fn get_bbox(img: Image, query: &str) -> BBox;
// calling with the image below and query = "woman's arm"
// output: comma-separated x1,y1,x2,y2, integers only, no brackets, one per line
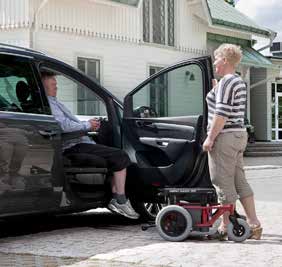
203,115,227,152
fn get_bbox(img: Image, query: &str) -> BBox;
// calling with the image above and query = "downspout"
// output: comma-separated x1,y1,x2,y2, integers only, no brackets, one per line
257,29,277,52
30,0,49,49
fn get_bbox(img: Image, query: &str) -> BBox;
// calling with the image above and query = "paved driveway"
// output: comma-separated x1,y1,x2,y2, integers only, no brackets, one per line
0,168,281,267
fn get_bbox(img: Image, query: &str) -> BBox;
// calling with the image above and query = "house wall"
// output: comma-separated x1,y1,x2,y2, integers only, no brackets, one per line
0,0,30,28
0,28,30,47
34,30,198,102
0,0,273,139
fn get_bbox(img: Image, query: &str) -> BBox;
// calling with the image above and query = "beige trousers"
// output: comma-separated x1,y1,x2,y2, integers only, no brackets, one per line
208,131,253,204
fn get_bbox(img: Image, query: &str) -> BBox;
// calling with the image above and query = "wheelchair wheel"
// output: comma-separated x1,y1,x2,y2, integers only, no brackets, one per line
227,218,251,242
156,205,192,242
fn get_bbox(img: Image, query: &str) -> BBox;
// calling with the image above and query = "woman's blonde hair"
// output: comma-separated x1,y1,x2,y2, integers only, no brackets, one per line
214,43,242,66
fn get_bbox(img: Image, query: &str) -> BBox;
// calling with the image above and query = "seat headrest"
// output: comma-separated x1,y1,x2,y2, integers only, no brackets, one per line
16,81,30,102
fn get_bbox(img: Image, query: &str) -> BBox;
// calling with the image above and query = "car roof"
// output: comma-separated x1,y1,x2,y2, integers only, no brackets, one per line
0,43,123,107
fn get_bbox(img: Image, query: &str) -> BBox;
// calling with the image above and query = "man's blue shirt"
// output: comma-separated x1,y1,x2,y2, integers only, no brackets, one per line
48,96,95,150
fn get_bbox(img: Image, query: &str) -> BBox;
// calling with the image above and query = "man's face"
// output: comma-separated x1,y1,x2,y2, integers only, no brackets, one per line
42,76,57,97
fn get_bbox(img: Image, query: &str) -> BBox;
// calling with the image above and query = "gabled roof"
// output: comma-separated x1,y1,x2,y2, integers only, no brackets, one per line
206,0,272,37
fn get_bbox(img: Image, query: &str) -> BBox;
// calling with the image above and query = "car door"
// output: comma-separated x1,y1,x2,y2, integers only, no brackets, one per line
123,56,214,189
0,53,62,215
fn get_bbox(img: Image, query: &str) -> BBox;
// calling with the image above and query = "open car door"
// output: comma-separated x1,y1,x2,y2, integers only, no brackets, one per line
123,56,214,198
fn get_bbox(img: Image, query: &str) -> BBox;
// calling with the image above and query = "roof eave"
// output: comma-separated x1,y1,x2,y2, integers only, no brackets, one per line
212,19,271,38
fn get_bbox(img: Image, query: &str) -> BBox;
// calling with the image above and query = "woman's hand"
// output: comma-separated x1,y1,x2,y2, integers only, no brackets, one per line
212,79,218,88
203,136,214,152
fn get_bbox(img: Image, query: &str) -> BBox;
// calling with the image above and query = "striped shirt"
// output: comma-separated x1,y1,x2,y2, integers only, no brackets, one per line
206,74,247,133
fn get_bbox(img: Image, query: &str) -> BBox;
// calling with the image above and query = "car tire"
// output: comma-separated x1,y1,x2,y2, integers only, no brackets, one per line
130,200,165,221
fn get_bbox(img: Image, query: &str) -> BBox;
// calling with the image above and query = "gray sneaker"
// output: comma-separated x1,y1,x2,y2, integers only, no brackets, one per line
11,176,26,190
0,179,12,194
108,199,140,219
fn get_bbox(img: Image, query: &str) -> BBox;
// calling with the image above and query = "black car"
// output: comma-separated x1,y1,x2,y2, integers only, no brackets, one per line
0,43,214,221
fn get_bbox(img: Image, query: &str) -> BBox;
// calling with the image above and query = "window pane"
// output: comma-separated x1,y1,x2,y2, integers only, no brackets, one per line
279,96,282,129
152,0,165,45
167,0,175,46
77,57,101,115
272,83,276,128
49,72,107,117
133,64,203,118
0,55,43,114
77,58,86,73
143,0,150,42
277,83,282,93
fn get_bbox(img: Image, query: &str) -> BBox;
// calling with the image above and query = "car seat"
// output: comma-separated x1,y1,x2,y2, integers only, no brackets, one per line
16,81,34,113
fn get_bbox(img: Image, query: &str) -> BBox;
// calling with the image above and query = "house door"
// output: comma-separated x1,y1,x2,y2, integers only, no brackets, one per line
276,94,282,140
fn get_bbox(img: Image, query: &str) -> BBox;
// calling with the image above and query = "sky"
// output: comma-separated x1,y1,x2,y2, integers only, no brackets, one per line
235,0,282,54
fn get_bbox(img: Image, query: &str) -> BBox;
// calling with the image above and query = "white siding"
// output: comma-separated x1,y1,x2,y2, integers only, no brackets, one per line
0,28,30,47
34,30,199,101
37,0,141,43
0,0,30,28
177,0,207,52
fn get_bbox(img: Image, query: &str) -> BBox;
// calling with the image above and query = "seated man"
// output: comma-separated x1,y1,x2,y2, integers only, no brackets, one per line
41,71,139,219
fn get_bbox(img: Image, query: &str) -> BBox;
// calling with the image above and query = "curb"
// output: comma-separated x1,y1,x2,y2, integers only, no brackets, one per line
244,165,282,170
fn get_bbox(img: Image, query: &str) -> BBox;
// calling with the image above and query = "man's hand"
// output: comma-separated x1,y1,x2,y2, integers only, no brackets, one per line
88,118,101,131
203,136,214,152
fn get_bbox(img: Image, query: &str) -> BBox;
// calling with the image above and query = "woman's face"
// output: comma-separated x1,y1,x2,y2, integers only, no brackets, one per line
213,54,226,76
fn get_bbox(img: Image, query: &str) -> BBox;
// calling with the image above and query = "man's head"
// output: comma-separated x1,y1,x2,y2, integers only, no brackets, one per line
41,71,57,97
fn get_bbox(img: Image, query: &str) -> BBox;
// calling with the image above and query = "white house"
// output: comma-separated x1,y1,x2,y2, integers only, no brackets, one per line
0,0,279,141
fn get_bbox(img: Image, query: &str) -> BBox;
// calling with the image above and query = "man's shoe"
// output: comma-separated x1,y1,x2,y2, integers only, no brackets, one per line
0,179,12,194
11,176,26,190
60,191,71,207
108,199,140,219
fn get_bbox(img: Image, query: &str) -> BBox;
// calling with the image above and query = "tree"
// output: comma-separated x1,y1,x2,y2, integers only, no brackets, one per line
224,0,235,6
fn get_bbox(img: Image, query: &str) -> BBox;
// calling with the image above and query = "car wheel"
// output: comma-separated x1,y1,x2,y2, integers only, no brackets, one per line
131,200,165,221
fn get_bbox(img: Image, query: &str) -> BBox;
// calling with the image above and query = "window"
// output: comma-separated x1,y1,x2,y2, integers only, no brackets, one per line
77,57,101,115
41,68,107,118
0,55,43,114
133,64,203,118
149,66,167,116
143,0,175,46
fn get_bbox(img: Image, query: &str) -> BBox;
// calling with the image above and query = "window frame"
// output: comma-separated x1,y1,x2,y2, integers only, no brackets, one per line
143,0,175,47
37,61,110,119
77,57,102,116
0,53,46,115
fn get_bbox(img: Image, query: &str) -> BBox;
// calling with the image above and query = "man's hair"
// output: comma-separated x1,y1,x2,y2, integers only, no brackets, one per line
41,70,56,79
214,43,242,67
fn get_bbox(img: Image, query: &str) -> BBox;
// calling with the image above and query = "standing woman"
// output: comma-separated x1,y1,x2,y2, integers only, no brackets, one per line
203,44,262,239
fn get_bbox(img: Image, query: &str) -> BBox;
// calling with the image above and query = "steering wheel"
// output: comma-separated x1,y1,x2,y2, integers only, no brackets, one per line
133,106,158,118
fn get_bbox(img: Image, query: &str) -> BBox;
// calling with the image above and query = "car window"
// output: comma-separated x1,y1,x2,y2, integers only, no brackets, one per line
0,54,44,114
40,68,107,120
132,64,203,118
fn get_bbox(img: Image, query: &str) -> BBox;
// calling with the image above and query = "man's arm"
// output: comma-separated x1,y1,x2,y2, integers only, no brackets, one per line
50,101,91,133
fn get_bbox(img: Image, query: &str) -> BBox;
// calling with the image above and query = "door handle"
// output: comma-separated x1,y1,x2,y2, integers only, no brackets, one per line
38,130,58,138
135,120,157,129
156,140,169,147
